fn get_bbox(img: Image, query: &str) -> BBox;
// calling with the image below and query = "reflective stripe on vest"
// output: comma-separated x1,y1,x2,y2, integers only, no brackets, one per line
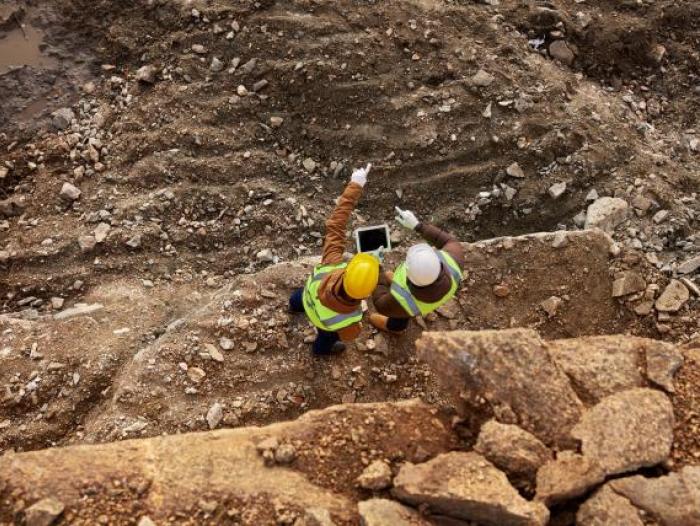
390,250,462,317
302,263,363,331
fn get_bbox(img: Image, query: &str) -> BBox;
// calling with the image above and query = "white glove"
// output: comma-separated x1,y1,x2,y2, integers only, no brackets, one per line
395,207,419,230
350,163,372,187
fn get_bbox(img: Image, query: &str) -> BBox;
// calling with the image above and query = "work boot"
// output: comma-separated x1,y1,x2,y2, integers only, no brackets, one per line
330,341,346,354
369,313,405,335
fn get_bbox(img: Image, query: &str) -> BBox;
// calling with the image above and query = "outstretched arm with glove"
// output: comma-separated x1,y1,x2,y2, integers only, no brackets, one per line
322,164,371,265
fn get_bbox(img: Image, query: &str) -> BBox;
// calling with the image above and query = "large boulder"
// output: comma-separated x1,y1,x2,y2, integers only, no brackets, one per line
417,329,583,448
358,499,430,526
609,466,700,526
392,452,549,526
571,388,674,476
576,485,644,526
474,420,551,479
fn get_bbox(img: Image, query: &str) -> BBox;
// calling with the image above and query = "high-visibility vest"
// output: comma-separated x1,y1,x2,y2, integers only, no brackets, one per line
303,263,363,332
390,250,462,317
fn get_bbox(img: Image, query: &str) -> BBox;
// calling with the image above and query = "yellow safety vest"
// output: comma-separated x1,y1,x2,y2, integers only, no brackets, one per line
303,263,363,332
390,250,462,317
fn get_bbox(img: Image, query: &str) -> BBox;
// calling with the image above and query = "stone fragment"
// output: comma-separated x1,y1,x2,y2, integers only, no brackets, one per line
206,402,223,429
539,296,562,317
52,108,75,130
126,234,142,249
655,279,689,312
303,158,317,172
275,444,297,464
571,388,674,476
357,460,393,490
474,420,551,478
187,367,206,383
612,271,646,297
210,57,224,72
302,507,336,526
609,466,700,526
53,303,104,321
135,65,157,83
469,69,495,87
576,485,644,526
358,499,430,526
548,182,566,199
78,235,97,252
417,330,583,448
94,222,111,243
506,162,525,178
393,452,549,526
548,336,644,403
535,451,605,505
60,182,81,201
677,255,700,275
645,344,684,393
585,197,629,232
548,40,575,65
24,497,65,526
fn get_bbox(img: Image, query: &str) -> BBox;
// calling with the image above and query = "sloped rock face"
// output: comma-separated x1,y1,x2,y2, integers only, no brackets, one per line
416,329,584,448
392,452,549,526
0,400,456,524
571,388,674,476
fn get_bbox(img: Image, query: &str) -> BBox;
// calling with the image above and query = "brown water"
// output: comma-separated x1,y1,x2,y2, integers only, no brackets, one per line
0,19,57,75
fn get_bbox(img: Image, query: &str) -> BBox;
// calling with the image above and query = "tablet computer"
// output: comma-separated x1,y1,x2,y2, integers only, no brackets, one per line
354,224,391,254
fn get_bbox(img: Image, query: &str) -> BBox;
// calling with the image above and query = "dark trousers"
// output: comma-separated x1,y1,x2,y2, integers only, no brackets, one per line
387,317,410,332
289,288,341,355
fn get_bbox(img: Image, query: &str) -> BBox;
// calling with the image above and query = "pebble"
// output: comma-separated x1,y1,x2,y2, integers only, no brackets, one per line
206,402,224,429
549,182,566,199
506,162,525,179
52,108,75,130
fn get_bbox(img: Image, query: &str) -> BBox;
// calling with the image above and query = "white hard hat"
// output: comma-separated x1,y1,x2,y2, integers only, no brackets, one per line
406,243,441,287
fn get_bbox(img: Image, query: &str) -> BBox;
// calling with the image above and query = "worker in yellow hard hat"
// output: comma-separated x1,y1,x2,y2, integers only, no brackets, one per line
289,164,379,354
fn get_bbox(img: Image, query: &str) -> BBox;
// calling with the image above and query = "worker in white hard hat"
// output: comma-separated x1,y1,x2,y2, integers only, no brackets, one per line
369,207,465,333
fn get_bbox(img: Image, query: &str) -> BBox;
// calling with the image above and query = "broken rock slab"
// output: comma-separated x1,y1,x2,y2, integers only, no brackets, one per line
535,451,605,505
417,329,583,449
609,466,700,526
358,499,430,526
24,497,65,526
576,485,644,526
392,452,549,526
474,420,551,479
571,388,674,476
655,279,690,312
548,335,651,404
585,197,629,232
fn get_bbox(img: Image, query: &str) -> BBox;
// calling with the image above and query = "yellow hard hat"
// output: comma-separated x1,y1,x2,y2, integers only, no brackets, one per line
343,253,380,299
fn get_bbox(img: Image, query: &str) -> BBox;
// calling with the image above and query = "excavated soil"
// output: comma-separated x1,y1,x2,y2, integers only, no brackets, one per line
0,0,699,522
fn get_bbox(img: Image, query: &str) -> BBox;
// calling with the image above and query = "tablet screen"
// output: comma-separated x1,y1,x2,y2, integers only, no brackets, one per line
358,227,389,252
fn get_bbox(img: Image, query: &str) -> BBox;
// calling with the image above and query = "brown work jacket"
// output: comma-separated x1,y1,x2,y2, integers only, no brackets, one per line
372,223,465,319
316,182,364,341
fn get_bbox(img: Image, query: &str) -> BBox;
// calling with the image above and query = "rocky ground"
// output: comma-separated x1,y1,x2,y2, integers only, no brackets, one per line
1,0,699,524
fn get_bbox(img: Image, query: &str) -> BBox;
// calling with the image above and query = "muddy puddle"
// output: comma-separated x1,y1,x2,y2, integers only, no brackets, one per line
0,6,57,75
